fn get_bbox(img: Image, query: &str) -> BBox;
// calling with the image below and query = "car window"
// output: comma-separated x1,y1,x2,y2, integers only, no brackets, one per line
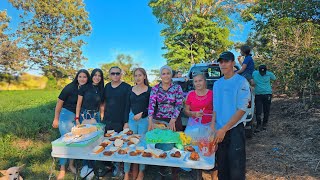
189,65,221,79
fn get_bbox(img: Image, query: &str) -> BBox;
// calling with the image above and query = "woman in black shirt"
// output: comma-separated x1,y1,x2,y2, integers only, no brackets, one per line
76,68,104,124
51,69,90,180
123,68,151,180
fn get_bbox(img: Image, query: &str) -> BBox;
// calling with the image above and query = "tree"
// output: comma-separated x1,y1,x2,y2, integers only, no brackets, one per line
9,0,91,79
242,0,320,103
149,0,250,70
0,10,29,88
100,54,139,84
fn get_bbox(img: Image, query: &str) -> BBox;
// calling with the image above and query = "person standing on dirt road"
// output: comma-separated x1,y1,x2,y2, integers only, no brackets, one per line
211,51,251,180
253,65,276,132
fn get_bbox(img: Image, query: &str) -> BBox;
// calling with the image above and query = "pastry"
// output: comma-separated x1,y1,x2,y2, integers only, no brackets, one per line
109,137,117,141
136,146,145,153
142,152,152,157
118,149,127,155
129,151,138,156
155,122,167,128
170,151,181,158
159,153,167,159
127,141,134,146
185,146,195,152
92,145,104,154
100,142,109,148
126,130,133,135
103,151,114,156
190,152,200,161
105,130,115,137
114,139,124,147
129,137,139,144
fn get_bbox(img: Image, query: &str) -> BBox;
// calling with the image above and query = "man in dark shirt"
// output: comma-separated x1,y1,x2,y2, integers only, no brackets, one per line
102,66,131,133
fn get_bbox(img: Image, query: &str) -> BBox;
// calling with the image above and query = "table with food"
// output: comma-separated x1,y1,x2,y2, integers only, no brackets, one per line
51,123,216,174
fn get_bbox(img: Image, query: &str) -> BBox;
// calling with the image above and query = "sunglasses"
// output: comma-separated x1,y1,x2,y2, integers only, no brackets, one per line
110,72,121,76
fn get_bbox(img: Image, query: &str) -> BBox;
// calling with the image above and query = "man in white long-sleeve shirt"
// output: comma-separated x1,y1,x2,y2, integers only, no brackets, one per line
211,51,251,180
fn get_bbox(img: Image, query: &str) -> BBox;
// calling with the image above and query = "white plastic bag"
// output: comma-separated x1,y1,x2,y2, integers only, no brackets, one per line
184,117,213,144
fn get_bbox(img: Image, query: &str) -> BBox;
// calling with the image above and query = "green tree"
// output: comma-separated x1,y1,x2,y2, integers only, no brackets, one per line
0,10,29,88
100,54,139,84
9,0,91,79
149,0,247,70
242,0,320,103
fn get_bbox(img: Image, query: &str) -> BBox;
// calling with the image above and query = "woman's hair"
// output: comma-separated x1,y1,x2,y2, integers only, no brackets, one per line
160,65,172,75
109,66,122,73
72,69,90,86
133,68,149,86
240,45,252,56
91,68,105,94
192,72,207,88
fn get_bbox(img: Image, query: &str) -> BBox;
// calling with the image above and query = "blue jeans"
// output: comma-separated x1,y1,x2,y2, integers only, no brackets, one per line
58,108,76,166
124,112,148,173
80,109,101,124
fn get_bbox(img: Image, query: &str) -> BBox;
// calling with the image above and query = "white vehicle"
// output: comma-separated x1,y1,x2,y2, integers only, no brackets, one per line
173,62,255,138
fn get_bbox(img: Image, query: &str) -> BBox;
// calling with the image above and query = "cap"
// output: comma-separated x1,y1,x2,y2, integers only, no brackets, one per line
259,65,267,75
217,51,235,62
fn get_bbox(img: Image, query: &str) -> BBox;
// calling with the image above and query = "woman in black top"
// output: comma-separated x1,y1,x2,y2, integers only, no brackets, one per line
123,68,151,180
51,69,90,180
102,66,131,133
76,68,104,125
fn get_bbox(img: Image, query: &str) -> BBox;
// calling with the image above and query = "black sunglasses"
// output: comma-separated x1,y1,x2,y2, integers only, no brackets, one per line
110,72,121,76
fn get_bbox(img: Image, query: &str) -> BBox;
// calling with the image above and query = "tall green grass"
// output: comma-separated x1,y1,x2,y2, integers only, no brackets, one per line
0,90,75,179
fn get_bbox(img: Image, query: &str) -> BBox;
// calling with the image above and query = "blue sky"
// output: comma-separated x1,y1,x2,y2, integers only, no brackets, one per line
0,0,252,77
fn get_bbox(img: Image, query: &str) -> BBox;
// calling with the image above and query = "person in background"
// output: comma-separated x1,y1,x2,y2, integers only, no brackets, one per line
212,51,251,180
52,69,90,180
236,45,255,85
76,68,104,179
177,70,183,78
252,65,276,132
123,68,151,180
102,66,131,177
148,65,183,180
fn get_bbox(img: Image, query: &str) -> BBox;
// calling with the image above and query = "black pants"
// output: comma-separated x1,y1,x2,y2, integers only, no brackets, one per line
216,123,246,180
255,94,272,127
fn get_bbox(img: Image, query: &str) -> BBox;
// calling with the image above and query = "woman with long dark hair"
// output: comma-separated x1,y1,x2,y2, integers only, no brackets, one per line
124,68,151,180
52,69,90,180
75,68,105,179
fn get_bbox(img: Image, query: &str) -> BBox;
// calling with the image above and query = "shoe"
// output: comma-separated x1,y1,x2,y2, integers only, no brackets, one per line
80,165,88,178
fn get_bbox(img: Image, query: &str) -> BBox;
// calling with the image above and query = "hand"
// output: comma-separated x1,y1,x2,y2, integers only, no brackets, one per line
52,118,59,128
213,128,227,145
123,123,129,130
194,111,204,118
169,119,176,131
133,112,143,121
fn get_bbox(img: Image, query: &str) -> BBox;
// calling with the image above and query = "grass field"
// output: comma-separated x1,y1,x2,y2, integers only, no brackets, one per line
0,90,76,179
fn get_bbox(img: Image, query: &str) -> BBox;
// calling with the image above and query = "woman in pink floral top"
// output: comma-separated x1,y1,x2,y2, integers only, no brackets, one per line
147,65,183,179
148,65,184,131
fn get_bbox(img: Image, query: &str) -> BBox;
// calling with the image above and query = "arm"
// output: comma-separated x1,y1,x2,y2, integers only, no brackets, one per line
269,71,276,80
236,64,247,74
52,99,64,128
123,88,131,129
75,95,83,124
147,86,158,130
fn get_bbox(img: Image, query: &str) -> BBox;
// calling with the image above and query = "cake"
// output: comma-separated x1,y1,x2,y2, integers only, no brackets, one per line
136,146,145,153
103,151,114,156
159,153,167,159
114,139,124,147
185,146,195,152
71,124,97,136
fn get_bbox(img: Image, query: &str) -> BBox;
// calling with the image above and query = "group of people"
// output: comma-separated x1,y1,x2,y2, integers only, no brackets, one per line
52,47,276,180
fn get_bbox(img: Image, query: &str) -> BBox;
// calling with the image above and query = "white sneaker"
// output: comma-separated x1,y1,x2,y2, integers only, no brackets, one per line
80,165,88,178
86,169,94,180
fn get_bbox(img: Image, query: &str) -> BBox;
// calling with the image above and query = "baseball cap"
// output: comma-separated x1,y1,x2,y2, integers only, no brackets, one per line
259,65,267,75
217,51,235,62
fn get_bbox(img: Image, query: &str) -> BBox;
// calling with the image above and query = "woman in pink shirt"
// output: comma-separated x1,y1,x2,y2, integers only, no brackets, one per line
184,73,214,124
